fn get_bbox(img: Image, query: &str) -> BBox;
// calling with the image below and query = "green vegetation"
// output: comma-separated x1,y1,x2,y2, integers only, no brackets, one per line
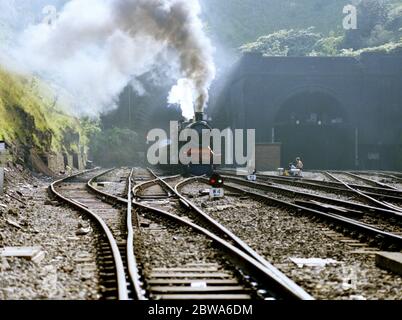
202,0,351,48
340,0,402,53
0,67,87,153
2,0,402,166
0,65,138,167
340,40,402,56
205,0,402,57
0,66,148,166
311,35,344,56
88,127,145,167
240,28,322,57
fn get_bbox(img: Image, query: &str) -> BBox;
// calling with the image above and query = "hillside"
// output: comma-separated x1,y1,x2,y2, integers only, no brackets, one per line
201,0,351,48
0,66,86,154
201,0,402,51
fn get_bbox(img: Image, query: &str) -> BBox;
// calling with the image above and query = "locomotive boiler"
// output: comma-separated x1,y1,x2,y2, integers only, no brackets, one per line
156,112,216,176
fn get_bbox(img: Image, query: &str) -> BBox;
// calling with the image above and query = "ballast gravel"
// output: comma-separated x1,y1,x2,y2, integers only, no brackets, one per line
0,163,100,300
180,180,402,300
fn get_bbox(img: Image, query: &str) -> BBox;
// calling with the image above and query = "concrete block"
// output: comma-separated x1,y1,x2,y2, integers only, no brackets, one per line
0,247,45,264
375,252,402,276
255,143,281,171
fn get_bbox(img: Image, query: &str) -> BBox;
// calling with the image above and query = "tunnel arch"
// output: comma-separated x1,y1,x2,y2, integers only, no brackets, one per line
273,88,355,170
272,85,350,121
275,91,348,126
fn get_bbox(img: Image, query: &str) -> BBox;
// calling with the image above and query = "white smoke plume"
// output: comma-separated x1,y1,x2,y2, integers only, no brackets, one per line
3,0,215,119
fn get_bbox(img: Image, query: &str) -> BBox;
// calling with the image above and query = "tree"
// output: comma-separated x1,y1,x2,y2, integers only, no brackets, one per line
311,36,344,56
385,3,402,39
200,0,349,48
240,28,322,57
342,0,390,49
89,127,146,167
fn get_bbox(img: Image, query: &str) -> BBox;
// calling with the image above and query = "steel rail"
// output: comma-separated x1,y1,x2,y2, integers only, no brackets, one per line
132,177,172,201
324,172,402,213
125,169,147,300
230,171,402,204
349,171,402,183
146,169,282,272
338,171,399,190
219,174,402,221
87,168,150,300
132,170,313,300
210,177,402,248
376,173,402,183
50,169,129,300
132,186,314,300
219,169,402,198
316,175,401,197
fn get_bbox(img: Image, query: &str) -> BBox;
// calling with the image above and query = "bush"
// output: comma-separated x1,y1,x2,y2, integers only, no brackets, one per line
89,127,146,167
0,66,84,153
311,36,344,56
340,38,402,56
342,0,400,50
240,28,322,57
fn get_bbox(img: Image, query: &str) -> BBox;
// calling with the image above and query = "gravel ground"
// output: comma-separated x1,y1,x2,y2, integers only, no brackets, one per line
330,173,371,186
133,180,254,297
64,170,127,243
133,208,249,299
135,212,223,272
180,180,402,300
132,168,155,181
0,163,100,300
95,167,131,197
163,176,186,189
268,182,362,204
138,183,168,197
303,172,333,181
358,173,402,190
255,182,402,233
259,171,330,181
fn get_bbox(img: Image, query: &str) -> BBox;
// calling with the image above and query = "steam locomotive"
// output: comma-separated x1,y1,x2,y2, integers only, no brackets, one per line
157,112,216,176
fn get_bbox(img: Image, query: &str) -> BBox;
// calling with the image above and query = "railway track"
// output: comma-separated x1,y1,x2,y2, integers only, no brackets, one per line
132,169,313,300
218,170,402,220
50,169,132,300
323,172,402,213
87,168,145,300
326,171,399,190
373,172,402,183
214,173,402,249
175,177,402,299
51,167,157,300
350,171,402,181
355,172,402,187
48,167,402,300
238,170,402,203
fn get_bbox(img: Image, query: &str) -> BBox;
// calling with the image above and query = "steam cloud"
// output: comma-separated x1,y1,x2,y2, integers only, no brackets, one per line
6,0,216,119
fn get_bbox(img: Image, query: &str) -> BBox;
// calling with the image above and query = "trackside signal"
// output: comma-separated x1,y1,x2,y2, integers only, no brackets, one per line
209,173,224,188
209,173,224,199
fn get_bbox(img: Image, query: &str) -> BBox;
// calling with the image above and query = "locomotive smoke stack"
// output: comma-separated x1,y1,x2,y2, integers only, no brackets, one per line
195,112,204,122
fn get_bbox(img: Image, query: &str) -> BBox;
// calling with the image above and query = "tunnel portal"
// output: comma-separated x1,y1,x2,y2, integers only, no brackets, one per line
275,91,354,169
212,53,402,171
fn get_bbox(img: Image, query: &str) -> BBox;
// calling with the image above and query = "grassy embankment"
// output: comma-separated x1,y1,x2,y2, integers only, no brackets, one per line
0,66,85,154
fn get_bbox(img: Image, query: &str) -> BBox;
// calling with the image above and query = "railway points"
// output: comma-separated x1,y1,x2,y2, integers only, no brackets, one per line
2,165,402,302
